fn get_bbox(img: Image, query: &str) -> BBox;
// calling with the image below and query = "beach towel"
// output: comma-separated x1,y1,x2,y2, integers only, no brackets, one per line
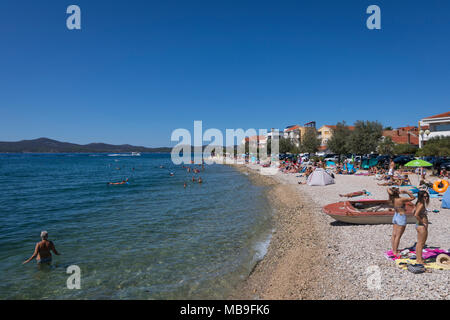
390,185,413,188
430,194,441,198
396,258,450,271
326,161,336,167
385,246,449,261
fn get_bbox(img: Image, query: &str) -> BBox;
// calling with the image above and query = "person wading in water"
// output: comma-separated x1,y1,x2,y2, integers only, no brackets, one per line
23,231,60,265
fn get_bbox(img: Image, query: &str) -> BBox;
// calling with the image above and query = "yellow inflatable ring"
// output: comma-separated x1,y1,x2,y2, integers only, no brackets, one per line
433,180,449,193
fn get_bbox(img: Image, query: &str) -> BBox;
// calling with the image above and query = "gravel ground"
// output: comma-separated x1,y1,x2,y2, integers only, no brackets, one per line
233,163,450,300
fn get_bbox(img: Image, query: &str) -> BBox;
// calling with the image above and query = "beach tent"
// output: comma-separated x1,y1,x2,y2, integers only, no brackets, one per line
307,168,335,186
442,189,450,209
361,158,378,169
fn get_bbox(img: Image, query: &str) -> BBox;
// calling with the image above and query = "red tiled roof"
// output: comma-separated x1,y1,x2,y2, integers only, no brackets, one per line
244,135,267,142
382,130,419,145
423,111,450,119
284,125,300,132
322,125,355,130
397,126,417,132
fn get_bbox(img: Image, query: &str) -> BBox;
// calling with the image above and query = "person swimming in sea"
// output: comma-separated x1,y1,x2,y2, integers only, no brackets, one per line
108,178,129,185
183,182,187,188
198,177,203,184
192,176,196,182
23,231,60,265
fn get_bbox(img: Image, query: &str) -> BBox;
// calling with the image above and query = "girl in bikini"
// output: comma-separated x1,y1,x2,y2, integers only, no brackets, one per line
388,188,415,258
414,191,430,264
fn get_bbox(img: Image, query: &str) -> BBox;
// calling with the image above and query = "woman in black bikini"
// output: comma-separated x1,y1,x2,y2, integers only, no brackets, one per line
414,191,430,264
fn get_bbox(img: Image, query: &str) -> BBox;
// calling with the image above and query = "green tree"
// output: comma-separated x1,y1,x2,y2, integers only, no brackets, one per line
301,127,321,154
346,120,383,155
279,137,295,154
393,144,418,155
327,121,351,157
377,136,395,155
416,136,450,156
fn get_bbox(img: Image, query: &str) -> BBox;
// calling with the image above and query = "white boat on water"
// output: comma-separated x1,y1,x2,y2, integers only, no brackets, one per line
131,152,141,156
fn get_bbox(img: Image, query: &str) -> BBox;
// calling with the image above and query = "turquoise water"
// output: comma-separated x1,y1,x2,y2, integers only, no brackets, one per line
0,153,273,299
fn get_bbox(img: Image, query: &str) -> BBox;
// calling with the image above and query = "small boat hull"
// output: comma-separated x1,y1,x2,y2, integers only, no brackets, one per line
323,200,416,225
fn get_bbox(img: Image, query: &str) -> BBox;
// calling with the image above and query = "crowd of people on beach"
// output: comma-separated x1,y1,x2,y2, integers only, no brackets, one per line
256,155,446,270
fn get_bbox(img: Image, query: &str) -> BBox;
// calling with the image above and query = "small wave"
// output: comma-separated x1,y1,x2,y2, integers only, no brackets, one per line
252,229,274,262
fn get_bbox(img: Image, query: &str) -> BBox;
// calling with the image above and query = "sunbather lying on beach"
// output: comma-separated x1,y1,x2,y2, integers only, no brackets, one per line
339,190,370,198
304,167,313,178
378,181,395,186
419,179,433,188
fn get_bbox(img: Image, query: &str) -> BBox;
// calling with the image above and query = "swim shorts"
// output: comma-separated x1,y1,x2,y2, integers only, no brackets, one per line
392,212,407,226
37,257,52,264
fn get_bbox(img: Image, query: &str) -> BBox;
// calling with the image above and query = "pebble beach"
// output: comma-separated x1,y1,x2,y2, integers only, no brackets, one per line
230,163,450,300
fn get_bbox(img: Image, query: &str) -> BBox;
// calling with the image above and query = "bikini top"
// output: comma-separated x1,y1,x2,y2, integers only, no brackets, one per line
394,201,406,211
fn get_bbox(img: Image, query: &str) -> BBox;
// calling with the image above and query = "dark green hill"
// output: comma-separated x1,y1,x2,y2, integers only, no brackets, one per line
0,138,171,153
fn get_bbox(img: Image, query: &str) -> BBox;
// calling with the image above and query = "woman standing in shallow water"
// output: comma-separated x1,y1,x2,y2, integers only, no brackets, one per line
388,188,415,258
23,231,60,265
414,191,430,264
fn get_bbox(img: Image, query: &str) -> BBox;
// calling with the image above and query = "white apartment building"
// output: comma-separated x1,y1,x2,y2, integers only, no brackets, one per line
418,111,450,148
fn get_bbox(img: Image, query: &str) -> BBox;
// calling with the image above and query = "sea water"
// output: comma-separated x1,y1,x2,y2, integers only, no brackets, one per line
0,153,273,299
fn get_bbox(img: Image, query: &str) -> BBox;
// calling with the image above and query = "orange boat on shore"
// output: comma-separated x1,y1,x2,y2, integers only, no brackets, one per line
323,200,416,225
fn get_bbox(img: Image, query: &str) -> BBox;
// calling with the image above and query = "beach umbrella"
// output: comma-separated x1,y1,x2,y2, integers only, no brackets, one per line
404,159,433,168
404,159,433,186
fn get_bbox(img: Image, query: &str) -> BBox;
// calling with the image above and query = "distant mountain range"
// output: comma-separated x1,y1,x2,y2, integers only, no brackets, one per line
0,138,172,153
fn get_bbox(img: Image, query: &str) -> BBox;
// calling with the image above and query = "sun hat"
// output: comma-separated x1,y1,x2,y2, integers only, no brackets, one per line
435,254,450,269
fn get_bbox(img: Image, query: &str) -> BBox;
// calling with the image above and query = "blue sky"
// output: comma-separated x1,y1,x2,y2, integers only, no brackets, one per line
0,0,449,147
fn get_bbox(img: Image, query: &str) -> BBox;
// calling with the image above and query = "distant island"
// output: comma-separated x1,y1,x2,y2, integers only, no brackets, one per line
0,138,172,153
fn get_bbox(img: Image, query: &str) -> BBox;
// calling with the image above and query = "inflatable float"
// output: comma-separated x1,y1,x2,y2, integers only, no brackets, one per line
433,180,449,193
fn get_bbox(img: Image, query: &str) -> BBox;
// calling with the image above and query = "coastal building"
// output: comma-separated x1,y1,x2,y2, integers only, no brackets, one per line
242,135,267,148
267,128,283,140
317,125,355,152
382,126,419,146
418,111,450,148
283,122,316,147
283,125,302,147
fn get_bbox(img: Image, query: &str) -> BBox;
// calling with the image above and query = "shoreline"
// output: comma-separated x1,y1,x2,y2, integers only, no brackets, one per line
227,164,339,299
227,163,450,300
